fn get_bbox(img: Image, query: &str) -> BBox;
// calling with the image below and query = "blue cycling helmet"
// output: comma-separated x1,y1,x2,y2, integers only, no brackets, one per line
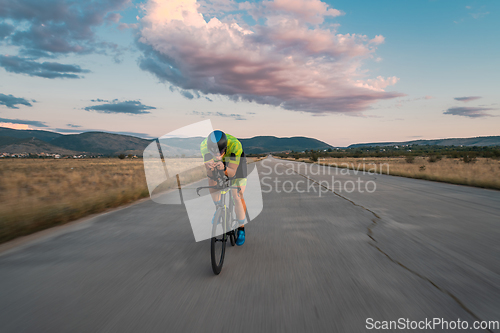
207,130,227,155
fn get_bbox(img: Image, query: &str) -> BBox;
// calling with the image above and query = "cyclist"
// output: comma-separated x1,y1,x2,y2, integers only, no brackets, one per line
200,130,247,246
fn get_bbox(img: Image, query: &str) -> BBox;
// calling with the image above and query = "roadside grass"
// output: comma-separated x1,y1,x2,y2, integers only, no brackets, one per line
0,157,259,244
0,159,151,244
282,156,500,190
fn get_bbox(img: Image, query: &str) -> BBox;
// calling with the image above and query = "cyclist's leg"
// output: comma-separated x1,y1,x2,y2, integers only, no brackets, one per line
206,166,222,203
208,177,221,203
231,179,247,226
231,152,248,226
232,179,247,246
207,171,221,224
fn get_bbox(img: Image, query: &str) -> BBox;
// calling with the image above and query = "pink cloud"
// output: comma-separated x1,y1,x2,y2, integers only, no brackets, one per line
369,35,385,45
265,0,343,24
0,123,33,130
138,0,404,114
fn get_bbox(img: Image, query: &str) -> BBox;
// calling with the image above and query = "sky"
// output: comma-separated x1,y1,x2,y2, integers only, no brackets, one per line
0,0,498,146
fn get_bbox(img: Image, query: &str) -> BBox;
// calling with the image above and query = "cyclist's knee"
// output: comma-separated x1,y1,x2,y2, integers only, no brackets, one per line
232,191,242,202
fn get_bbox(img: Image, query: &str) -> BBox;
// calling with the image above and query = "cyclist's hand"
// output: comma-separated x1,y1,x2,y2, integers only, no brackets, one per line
205,160,215,170
214,161,225,170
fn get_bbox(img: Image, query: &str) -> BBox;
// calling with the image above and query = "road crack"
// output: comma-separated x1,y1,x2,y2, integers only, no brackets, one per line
288,165,493,332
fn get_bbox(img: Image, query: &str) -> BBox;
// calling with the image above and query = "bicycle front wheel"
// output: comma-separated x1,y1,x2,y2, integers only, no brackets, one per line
211,208,226,275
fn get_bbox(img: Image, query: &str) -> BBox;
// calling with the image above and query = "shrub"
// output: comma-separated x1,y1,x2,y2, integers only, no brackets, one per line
310,154,318,162
405,156,415,164
419,165,426,171
463,155,477,164
428,155,442,163
118,154,126,160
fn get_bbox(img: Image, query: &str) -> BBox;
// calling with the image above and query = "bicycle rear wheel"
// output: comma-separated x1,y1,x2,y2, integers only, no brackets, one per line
211,208,226,275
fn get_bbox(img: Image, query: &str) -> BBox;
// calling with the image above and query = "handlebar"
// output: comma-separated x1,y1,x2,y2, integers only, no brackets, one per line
196,169,240,196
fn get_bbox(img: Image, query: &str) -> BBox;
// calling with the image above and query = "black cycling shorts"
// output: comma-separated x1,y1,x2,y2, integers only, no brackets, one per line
224,151,247,179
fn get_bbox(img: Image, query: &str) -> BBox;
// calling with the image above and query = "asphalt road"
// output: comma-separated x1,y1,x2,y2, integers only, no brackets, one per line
1,157,499,332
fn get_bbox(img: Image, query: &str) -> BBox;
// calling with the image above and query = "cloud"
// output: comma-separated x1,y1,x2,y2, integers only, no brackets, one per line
189,110,246,120
137,0,404,114
0,55,89,78
105,13,122,24
66,123,81,128
0,117,48,127
50,128,84,134
395,96,434,104
118,23,139,31
0,93,33,108
0,0,132,57
264,0,344,25
0,23,15,39
180,90,195,99
454,96,481,103
84,100,156,114
443,107,495,118
471,12,489,19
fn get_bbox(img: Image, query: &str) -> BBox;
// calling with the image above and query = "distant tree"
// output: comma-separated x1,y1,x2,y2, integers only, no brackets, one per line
118,154,126,160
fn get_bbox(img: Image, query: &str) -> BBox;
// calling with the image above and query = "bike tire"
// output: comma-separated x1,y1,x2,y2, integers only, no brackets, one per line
211,209,226,275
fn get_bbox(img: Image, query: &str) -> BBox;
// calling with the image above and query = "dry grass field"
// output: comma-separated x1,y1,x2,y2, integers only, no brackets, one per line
0,157,258,244
284,156,500,190
0,158,150,243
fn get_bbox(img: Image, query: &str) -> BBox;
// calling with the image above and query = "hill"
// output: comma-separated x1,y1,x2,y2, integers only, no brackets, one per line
155,136,332,156
349,136,500,148
50,132,152,155
239,136,332,154
0,135,27,147
0,127,63,142
0,127,334,155
0,137,81,155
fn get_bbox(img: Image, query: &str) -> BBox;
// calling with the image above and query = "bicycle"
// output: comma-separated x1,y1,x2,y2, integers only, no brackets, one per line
196,169,241,275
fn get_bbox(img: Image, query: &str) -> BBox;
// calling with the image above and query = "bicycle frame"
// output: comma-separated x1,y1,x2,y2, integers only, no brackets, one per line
196,169,241,237
197,169,241,274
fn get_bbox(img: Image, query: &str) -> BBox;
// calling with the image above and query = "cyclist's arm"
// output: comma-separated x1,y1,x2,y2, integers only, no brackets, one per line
226,162,238,178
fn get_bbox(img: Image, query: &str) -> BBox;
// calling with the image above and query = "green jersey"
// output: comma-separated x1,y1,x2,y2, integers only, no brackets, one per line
200,133,243,165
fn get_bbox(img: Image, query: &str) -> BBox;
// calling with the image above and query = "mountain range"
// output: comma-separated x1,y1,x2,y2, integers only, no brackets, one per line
348,136,500,148
0,127,332,156
2,127,497,156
